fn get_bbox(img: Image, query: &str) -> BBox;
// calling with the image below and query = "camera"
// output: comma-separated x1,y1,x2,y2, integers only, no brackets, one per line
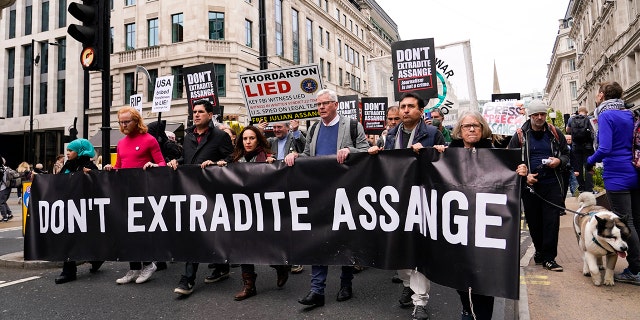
541,159,552,165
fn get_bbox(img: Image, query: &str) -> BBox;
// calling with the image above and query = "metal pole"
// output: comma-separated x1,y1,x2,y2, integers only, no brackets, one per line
100,7,111,165
258,0,267,70
29,38,35,165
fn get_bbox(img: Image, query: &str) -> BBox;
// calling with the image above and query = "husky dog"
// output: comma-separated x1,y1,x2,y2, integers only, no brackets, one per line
573,192,631,286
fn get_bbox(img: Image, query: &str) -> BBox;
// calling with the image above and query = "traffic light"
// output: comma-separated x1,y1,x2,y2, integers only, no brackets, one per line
67,0,104,70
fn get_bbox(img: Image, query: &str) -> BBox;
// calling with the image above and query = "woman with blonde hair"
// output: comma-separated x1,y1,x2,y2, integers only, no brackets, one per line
16,161,32,203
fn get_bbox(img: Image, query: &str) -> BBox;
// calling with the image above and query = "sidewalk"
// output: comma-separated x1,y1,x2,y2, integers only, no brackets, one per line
522,194,640,320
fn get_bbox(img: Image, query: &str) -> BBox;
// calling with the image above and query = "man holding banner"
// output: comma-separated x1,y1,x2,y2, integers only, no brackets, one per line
285,88,369,307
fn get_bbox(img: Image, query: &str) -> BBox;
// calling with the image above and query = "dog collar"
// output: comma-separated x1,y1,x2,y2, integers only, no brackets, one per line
588,213,616,254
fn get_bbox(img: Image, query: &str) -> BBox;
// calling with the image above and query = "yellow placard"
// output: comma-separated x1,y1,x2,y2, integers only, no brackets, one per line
22,182,31,236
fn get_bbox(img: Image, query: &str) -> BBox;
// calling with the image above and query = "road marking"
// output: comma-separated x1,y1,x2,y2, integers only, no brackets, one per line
0,227,22,233
0,276,40,288
520,275,550,285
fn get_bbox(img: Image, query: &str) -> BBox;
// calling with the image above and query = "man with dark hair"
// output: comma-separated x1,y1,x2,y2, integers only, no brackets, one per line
427,107,452,143
168,99,234,295
285,88,369,308
368,92,444,320
566,105,594,193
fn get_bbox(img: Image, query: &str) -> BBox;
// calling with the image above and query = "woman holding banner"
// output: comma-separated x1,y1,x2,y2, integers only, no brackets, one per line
216,126,292,300
436,110,528,320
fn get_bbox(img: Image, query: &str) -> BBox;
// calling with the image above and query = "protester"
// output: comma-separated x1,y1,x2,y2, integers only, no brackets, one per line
0,157,15,222
103,106,166,284
16,161,31,203
147,120,183,164
53,154,65,174
214,126,292,300
587,81,640,285
386,105,401,130
285,88,369,308
567,106,595,193
564,135,579,197
508,100,569,272
436,110,528,320
427,107,452,144
34,163,47,174
168,99,233,296
54,139,104,284
368,92,444,320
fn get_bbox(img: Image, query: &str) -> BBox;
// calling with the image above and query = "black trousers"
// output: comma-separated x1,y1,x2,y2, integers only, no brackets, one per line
572,146,594,192
522,182,563,262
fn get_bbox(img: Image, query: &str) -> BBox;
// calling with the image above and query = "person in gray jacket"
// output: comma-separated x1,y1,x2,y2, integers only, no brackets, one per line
284,88,369,308
267,120,306,160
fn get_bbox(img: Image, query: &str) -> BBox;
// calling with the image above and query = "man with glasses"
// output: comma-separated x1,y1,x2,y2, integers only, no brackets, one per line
508,100,569,272
285,88,369,308
104,106,166,284
368,92,444,320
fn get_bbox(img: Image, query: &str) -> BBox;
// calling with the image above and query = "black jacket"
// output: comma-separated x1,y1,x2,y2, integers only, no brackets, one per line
59,156,99,174
181,121,233,165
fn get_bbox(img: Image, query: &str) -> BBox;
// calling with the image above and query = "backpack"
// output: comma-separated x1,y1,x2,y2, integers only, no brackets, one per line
632,110,640,169
1,166,21,189
308,118,359,147
570,115,593,143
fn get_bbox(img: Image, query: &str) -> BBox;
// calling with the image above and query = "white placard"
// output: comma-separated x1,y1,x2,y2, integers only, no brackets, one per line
152,75,174,113
129,94,143,113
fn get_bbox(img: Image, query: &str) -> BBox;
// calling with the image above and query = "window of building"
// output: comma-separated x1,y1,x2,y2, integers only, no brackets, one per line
319,26,324,47
9,8,16,38
23,84,31,116
58,0,66,28
245,0,251,3
148,18,159,47
125,23,136,51
25,5,32,35
306,19,313,63
41,0,49,32
56,79,65,112
326,31,330,50
337,39,341,56
56,38,66,71
124,72,134,105
327,61,331,82
339,67,343,86
39,82,48,114
147,69,158,102
24,44,33,77
567,38,575,50
125,0,135,6
343,14,346,27
324,0,328,11
320,58,324,77
209,12,225,40
215,64,226,97
110,27,114,53
275,0,283,56
6,87,14,118
245,19,253,47
172,13,184,43
7,48,15,80
568,58,576,71
335,8,340,21
171,66,183,99
292,9,299,64
570,81,578,100
40,42,49,74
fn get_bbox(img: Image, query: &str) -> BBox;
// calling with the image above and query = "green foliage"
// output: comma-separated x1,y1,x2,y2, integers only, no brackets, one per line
545,109,565,133
592,166,604,191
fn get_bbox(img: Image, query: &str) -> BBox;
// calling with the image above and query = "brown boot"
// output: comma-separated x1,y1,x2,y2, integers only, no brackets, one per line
274,265,291,287
234,272,257,301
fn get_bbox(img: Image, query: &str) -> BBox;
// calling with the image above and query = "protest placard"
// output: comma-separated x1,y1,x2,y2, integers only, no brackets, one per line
391,38,438,102
337,95,359,121
361,97,388,135
151,75,174,113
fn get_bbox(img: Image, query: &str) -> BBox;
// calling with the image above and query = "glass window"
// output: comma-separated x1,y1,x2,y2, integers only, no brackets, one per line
125,0,135,6
327,61,331,82
39,82,48,114
172,13,184,43
570,81,578,99
23,84,30,116
25,5,32,35
24,44,33,77
57,38,66,71
56,79,65,112
335,8,340,21
7,48,15,80
319,26,324,46
58,0,66,28
124,72,134,105
245,19,252,47
171,66,184,99
215,64,226,97
125,23,136,51
40,42,49,74
110,27,114,53
208,12,225,40
9,9,16,39
568,59,576,71
339,67,343,86
41,1,49,32
337,39,341,57
147,69,158,102
275,0,283,56
148,18,159,47
6,87,14,118
306,19,313,63
292,9,299,64
326,31,330,50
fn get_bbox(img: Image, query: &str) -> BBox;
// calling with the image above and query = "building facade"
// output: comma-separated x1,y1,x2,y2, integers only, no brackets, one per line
1,0,399,167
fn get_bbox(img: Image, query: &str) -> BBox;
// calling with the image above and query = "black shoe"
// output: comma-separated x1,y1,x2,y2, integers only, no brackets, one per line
6,214,13,220
398,286,414,307
89,261,104,273
155,262,167,271
298,291,325,307
336,286,353,302
533,252,543,265
174,276,194,295
391,274,403,283
412,305,429,320
274,265,291,287
543,260,563,272
55,273,77,284
204,268,230,283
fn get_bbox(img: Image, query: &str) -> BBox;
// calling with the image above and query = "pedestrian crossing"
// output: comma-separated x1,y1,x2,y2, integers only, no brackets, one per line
0,276,40,288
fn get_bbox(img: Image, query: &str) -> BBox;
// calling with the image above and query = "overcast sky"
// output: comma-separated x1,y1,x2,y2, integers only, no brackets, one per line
375,0,570,100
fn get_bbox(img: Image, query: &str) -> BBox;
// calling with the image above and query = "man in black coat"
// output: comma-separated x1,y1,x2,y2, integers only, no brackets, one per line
168,99,233,296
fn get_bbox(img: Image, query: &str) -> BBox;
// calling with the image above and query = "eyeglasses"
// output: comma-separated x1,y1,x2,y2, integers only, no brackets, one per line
118,120,133,126
315,101,335,107
461,123,481,131
387,117,401,121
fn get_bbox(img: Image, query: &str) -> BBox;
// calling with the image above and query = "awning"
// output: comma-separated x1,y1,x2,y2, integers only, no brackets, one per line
89,122,184,148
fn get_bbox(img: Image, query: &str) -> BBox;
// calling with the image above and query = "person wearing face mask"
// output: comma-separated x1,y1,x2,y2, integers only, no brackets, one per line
427,108,452,144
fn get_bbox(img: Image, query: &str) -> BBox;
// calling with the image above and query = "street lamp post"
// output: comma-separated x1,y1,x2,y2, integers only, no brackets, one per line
28,39,35,166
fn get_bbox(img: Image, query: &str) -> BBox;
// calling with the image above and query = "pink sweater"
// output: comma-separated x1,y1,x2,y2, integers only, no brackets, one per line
114,132,166,169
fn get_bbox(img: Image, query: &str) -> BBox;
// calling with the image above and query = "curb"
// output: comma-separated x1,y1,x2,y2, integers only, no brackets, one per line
0,251,60,269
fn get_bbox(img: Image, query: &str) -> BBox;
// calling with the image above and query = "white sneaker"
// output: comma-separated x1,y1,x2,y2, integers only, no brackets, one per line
135,263,157,284
116,270,140,284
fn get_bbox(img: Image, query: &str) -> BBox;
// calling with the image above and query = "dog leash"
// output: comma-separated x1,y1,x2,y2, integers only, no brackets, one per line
525,185,589,216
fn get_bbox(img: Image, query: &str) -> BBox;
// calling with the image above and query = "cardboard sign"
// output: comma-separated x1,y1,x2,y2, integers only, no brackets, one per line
482,101,526,135
240,64,323,123
129,94,143,113
183,63,221,120
337,95,359,121
361,97,388,135
151,75,174,113
391,38,438,102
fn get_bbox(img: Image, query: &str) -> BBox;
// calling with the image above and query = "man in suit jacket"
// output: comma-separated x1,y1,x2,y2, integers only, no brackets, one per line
285,89,369,308
267,120,306,160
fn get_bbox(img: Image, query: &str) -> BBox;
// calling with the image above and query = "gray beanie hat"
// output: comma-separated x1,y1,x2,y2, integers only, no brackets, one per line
527,99,548,116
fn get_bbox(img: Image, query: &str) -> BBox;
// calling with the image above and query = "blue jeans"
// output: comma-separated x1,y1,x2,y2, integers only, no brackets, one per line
608,189,640,274
310,265,354,295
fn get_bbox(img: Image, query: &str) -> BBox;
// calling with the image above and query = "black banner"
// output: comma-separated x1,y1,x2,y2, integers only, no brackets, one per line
26,148,522,299
361,97,388,135
392,38,438,101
